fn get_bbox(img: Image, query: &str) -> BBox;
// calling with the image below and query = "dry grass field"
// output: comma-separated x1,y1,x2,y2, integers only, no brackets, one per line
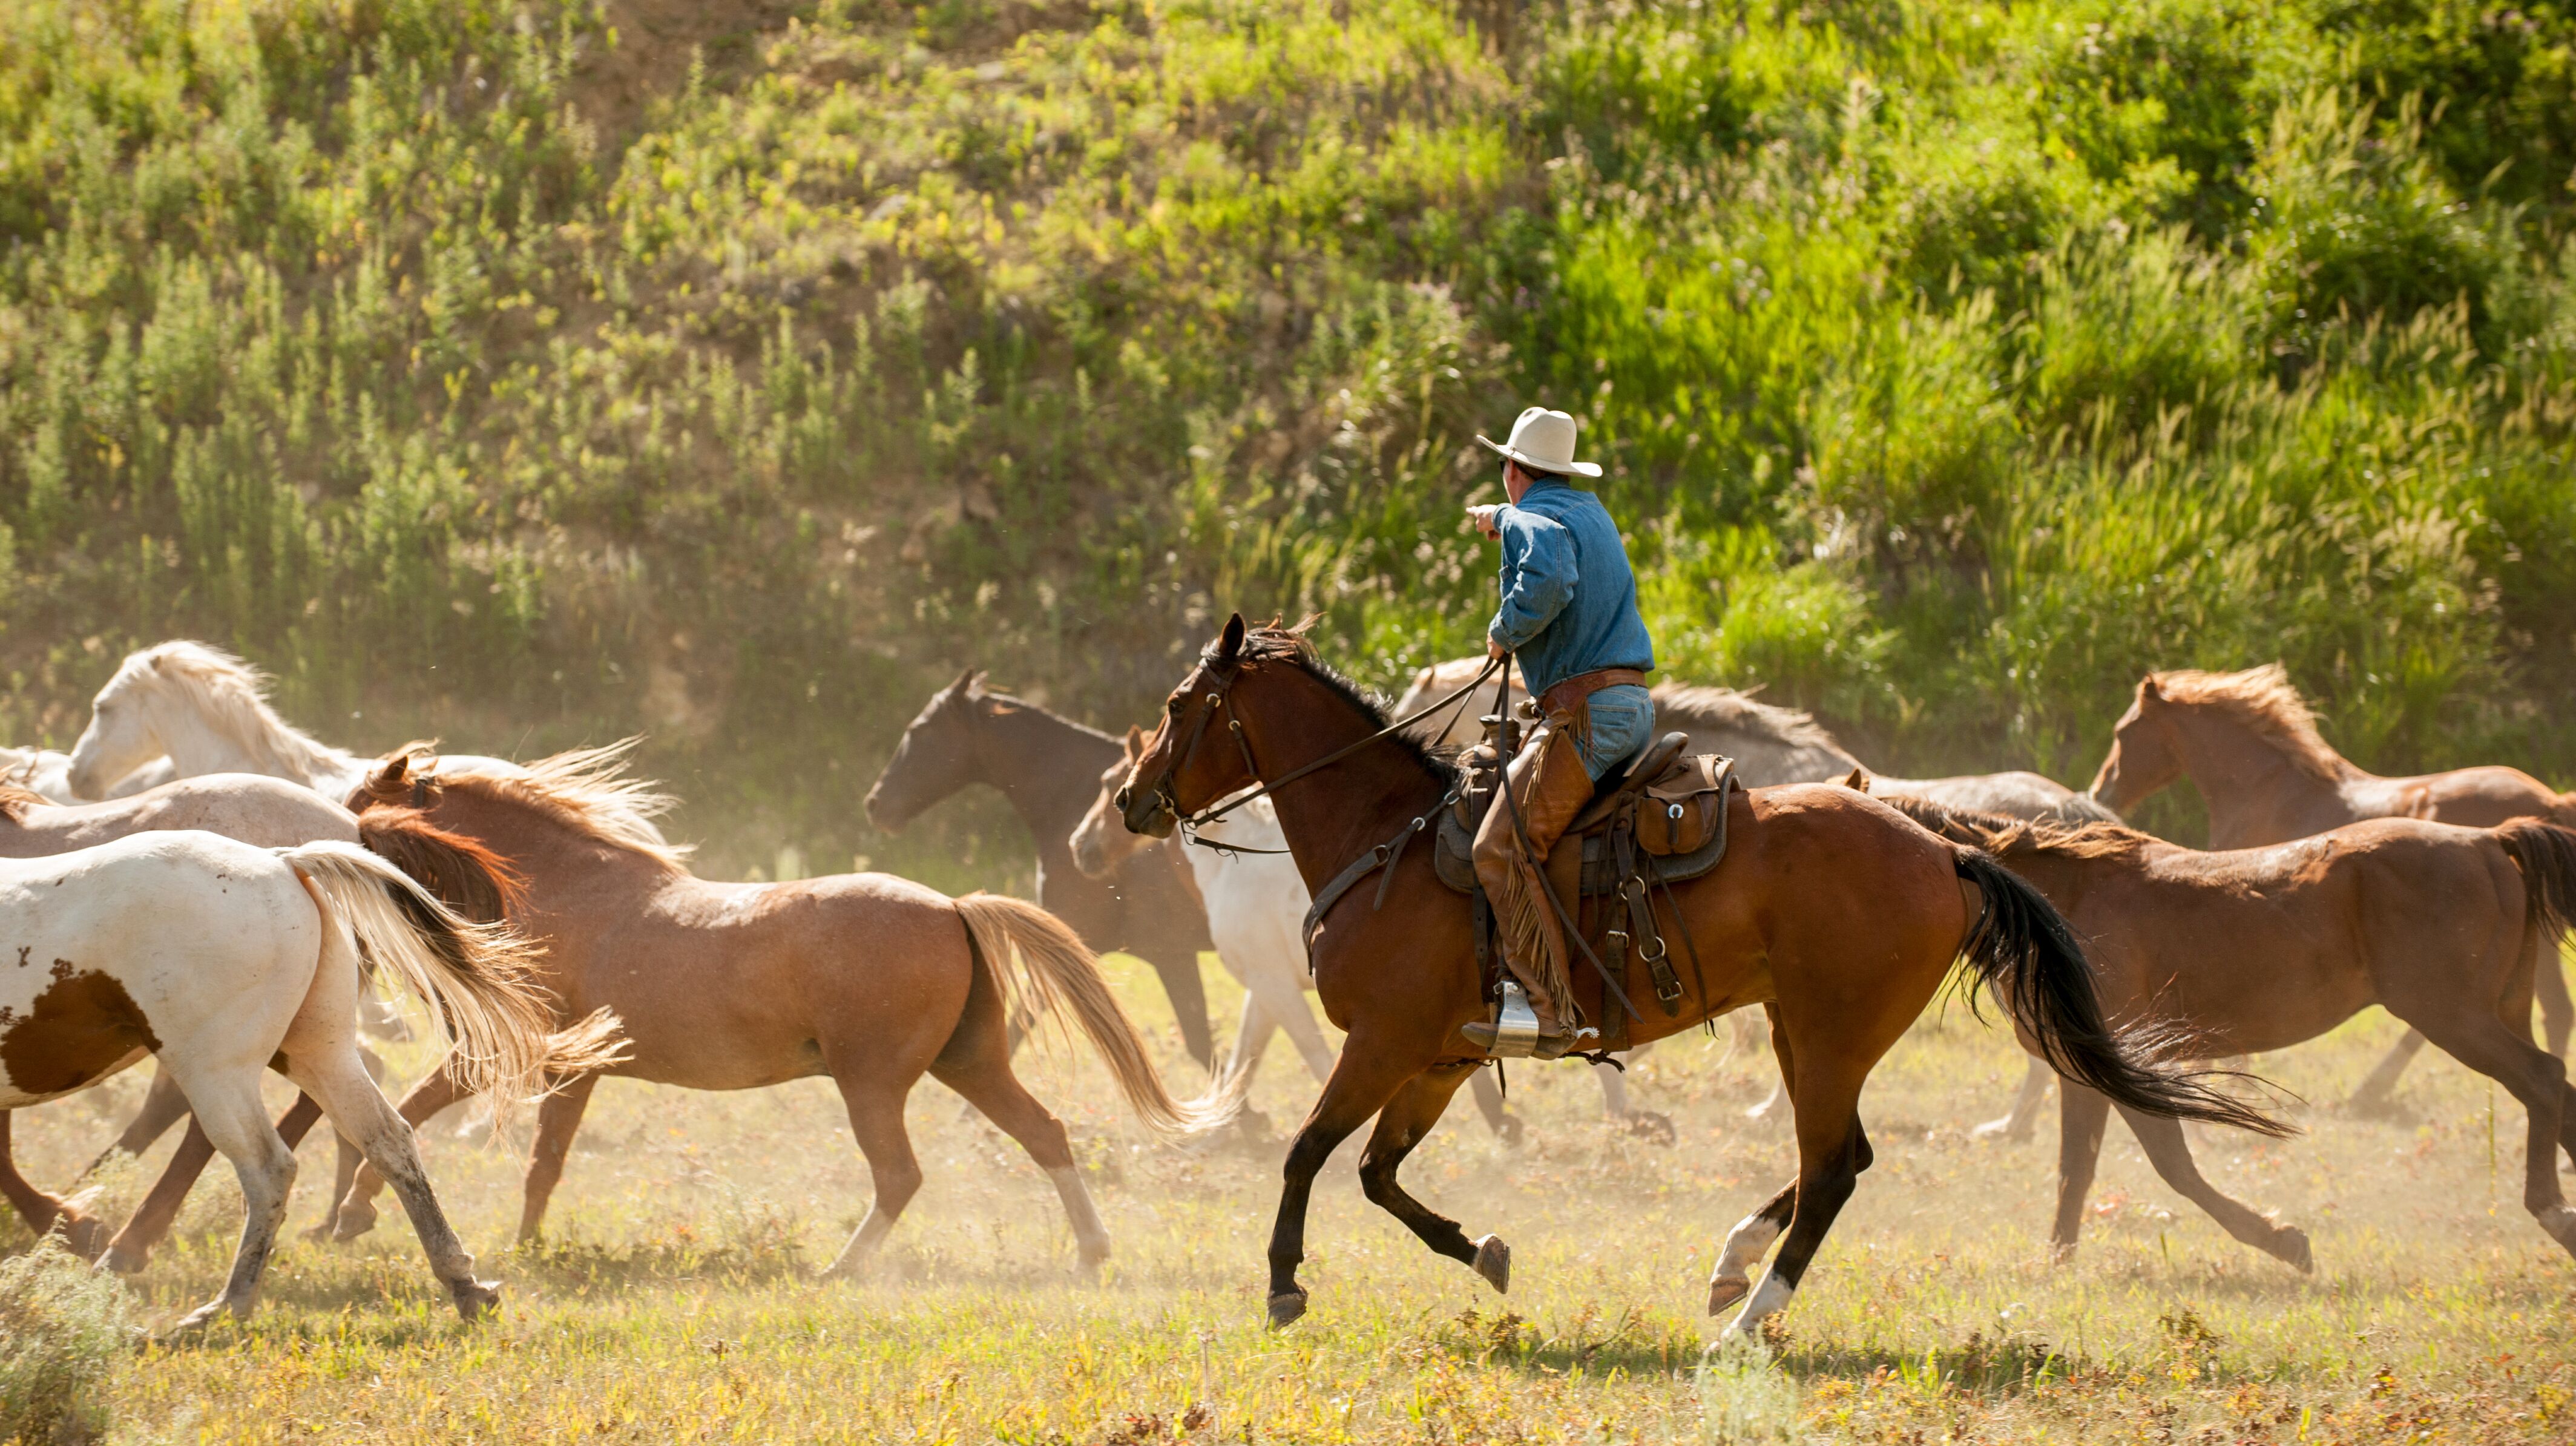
7,955,2573,1444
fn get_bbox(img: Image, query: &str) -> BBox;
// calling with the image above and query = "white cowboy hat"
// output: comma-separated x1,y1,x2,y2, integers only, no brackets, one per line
1476,406,1602,479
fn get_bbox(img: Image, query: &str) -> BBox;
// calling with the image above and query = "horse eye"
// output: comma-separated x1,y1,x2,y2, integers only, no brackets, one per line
1168,697,1183,713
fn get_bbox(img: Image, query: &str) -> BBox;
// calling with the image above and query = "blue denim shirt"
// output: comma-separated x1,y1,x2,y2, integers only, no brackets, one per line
1487,476,1655,701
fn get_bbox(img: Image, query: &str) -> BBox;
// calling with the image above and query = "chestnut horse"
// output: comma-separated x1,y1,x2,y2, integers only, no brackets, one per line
1112,619,2277,1334
259,743,1238,1280
866,672,1220,1069
2091,665,2575,1105
1890,798,2576,1267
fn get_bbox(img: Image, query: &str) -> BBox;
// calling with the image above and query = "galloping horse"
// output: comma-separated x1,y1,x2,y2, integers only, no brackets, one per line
62,640,510,801
1891,798,2576,1267
1113,619,2276,1333
2,829,576,1328
866,672,1220,1069
0,775,550,1260
2090,665,2576,1105
257,743,1240,1278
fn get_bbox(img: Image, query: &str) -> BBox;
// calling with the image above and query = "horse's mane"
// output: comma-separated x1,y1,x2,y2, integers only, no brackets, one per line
2149,664,2351,783
1231,625,1459,785
432,739,694,869
1881,794,2158,863
1653,683,1851,755
120,640,352,778
0,781,42,821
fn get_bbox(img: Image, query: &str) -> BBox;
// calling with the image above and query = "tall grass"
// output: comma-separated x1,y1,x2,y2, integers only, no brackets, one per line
5,0,2576,873
0,1237,127,1444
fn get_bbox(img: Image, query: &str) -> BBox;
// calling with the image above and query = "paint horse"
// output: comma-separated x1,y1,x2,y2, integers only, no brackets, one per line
1,827,579,1329
0,774,549,1261
2091,664,2576,1109
1890,797,2576,1268
866,671,1221,1069
1114,619,2276,1335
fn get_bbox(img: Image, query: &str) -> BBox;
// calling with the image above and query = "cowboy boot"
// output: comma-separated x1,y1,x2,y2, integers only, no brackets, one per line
1466,718,1596,1057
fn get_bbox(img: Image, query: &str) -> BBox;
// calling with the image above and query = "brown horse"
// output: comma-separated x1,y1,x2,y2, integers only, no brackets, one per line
0,775,534,1261
1889,798,2576,1267
866,672,1220,1069
102,742,1235,1283
1112,618,2276,1334
2090,665,2575,1103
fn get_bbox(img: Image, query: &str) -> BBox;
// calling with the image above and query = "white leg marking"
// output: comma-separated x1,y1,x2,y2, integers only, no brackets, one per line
1048,1165,1112,1267
1721,1268,1796,1339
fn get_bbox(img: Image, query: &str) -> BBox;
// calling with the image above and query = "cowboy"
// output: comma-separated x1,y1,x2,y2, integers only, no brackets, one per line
1459,407,1657,1059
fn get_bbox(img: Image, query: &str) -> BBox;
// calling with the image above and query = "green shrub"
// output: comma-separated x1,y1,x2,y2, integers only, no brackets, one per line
0,1238,128,1445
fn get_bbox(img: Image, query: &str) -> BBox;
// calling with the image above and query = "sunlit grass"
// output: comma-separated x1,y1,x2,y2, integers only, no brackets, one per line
7,953,2570,1442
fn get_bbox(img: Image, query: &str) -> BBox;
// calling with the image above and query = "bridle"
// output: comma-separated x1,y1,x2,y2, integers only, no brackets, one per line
1118,651,1504,854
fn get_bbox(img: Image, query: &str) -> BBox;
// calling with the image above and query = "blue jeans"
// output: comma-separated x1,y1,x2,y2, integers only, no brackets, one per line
1574,683,1655,780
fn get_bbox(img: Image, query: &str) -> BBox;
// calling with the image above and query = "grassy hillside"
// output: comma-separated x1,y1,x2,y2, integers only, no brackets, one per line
7,0,2576,873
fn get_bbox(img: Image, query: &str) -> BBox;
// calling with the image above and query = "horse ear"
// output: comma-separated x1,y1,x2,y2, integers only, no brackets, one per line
965,670,987,697
1218,613,1247,660
362,754,410,804
2140,675,2165,703
1124,725,1146,760
945,669,977,698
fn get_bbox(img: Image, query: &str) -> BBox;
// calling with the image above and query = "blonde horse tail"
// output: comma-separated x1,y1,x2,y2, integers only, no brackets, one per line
951,892,1247,1141
278,842,625,1131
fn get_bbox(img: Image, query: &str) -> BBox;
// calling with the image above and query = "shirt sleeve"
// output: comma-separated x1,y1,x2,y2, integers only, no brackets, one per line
1487,505,1579,651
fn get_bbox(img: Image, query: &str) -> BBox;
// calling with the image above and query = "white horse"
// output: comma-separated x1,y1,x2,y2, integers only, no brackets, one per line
64,640,508,803
1393,657,2116,1131
1,744,173,804
0,830,577,1328
1071,744,1336,1089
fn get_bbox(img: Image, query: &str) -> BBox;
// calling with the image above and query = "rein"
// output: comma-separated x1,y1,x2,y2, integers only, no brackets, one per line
1135,654,1503,855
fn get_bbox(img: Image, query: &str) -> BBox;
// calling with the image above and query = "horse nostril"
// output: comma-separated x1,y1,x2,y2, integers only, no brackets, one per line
1114,787,1131,811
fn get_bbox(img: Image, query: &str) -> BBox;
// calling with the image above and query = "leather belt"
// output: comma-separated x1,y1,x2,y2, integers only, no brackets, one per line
1537,667,1648,718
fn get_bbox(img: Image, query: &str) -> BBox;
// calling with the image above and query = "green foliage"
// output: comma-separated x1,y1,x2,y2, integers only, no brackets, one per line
0,1237,127,1445
6,0,2576,871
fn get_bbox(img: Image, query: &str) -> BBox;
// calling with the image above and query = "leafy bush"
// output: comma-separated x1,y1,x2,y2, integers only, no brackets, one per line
0,1238,128,1445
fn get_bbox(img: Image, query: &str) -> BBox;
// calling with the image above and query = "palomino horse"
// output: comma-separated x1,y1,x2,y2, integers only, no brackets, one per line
1072,735,1339,1089
1114,619,2277,1334
268,743,1242,1278
62,640,510,801
2090,664,2576,1106
0,774,544,1258
1,829,577,1327
866,671,1221,1068
1888,797,2576,1267
1,744,172,803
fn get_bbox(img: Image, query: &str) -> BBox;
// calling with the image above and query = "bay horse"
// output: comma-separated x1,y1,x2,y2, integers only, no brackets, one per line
62,640,510,801
0,775,540,1260
1888,797,2576,1267
1,829,573,1328
2090,664,2576,1105
866,672,1220,1068
1114,618,2277,1334
232,743,1240,1279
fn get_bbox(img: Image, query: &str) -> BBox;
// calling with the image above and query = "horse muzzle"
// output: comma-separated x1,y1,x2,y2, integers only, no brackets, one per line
1116,784,1178,840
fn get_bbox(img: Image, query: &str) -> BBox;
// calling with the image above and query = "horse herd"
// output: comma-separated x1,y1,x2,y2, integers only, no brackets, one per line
4,625,2573,1341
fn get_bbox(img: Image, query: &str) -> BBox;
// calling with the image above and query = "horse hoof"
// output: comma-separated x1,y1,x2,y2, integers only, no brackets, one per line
330,1202,379,1244
1706,1276,1749,1316
1625,1111,1678,1147
1266,1289,1309,1329
2275,1226,2315,1273
167,1300,232,1337
2047,1240,2078,1266
450,1279,502,1323
104,1241,151,1277
56,1212,110,1263
1471,1234,1511,1294
2539,1203,2576,1256
1494,1116,1525,1149
1968,1116,2027,1142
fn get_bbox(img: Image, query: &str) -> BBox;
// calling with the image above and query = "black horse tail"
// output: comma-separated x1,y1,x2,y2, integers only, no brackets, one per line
2496,820,2576,942
1951,849,2292,1137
